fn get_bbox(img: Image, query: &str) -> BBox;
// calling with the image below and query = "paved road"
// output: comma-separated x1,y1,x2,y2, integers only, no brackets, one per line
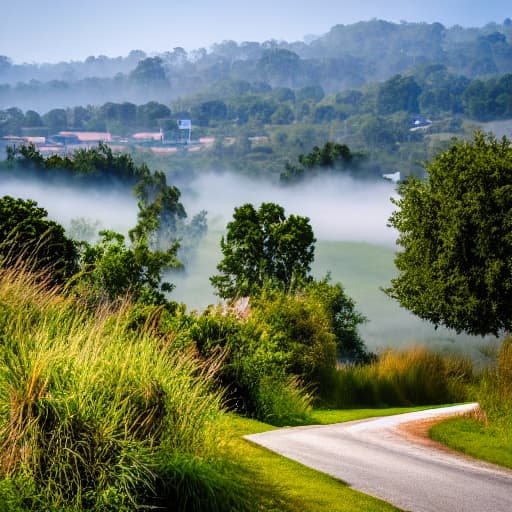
245,404,512,512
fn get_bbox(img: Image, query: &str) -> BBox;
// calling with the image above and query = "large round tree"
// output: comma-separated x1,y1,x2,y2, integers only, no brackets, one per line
210,202,315,299
385,132,512,336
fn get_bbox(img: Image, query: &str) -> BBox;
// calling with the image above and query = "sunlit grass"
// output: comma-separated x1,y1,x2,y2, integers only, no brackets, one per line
430,416,512,470
0,265,236,510
430,336,512,471
324,345,473,408
309,405,445,425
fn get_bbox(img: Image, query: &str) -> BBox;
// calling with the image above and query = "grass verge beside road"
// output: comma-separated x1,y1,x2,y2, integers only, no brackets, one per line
430,417,512,470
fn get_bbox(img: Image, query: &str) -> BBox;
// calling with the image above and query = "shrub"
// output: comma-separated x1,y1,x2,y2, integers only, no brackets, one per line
0,265,231,510
189,298,316,424
249,286,337,391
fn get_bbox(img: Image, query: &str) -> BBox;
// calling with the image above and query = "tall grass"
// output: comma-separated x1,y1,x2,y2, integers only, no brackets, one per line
325,345,473,408
477,336,512,436
0,265,255,510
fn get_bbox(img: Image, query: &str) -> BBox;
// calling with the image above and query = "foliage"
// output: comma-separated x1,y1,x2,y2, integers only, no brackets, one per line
131,168,186,248
477,335,512,430
0,265,236,511
6,143,146,184
280,141,364,183
377,74,421,114
0,195,78,285
386,131,512,336
326,346,473,408
76,229,181,307
430,336,512,469
190,276,367,421
210,203,315,299
187,306,313,425
2,145,205,307
304,277,370,363
249,286,337,392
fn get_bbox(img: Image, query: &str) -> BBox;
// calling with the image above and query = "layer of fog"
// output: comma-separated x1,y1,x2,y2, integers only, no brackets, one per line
1,176,138,236
180,172,399,246
1,171,497,361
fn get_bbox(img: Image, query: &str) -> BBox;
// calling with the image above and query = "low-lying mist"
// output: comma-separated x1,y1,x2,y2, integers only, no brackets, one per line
1,170,496,361
1,176,138,236
180,172,398,246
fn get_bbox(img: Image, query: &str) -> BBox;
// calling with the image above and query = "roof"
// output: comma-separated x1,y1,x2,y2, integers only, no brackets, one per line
58,131,112,142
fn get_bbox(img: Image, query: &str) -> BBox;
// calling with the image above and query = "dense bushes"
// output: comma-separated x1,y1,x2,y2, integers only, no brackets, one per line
189,281,362,425
0,265,258,511
477,336,512,432
189,299,316,426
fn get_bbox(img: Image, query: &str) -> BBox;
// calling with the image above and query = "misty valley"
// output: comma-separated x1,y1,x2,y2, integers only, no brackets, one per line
1,14,512,512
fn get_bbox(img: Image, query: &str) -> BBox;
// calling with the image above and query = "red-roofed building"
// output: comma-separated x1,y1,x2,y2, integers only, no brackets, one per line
58,131,112,142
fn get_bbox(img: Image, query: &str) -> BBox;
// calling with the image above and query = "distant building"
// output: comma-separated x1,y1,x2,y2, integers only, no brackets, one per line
58,131,112,142
410,115,432,131
132,131,163,142
382,171,401,183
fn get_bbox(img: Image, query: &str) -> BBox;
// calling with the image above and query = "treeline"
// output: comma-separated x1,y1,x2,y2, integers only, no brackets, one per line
1,68,511,134
2,69,511,140
1,19,512,110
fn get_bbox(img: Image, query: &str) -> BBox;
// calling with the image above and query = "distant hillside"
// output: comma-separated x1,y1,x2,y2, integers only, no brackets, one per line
1,19,511,110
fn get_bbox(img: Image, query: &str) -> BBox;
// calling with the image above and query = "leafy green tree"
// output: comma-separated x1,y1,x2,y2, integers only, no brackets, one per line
210,203,315,299
131,169,187,251
298,141,355,168
258,48,301,86
0,195,78,284
9,142,145,183
385,132,512,336
24,110,44,127
77,229,180,306
136,101,171,129
280,141,363,183
191,100,227,126
43,108,68,133
129,57,167,85
377,74,421,114
0,107,24,134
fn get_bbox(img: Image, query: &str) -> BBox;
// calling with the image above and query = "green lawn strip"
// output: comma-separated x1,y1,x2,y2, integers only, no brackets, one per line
430,417,512,470
309,405,442,425
219,408,441,512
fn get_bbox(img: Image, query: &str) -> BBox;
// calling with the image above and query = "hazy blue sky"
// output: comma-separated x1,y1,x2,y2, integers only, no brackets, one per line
2,0,510,63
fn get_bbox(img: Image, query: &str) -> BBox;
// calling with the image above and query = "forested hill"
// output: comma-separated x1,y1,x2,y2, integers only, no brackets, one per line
1,18,511,110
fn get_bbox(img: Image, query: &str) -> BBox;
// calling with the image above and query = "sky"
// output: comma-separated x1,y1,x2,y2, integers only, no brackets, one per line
2,0,510,64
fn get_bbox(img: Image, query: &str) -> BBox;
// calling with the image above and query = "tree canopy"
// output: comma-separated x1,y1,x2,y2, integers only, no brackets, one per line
0,195,78,284
385,131,512,336
210,202,315,299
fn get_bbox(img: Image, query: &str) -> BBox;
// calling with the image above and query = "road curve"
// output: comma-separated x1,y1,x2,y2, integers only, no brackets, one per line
245,404,512,512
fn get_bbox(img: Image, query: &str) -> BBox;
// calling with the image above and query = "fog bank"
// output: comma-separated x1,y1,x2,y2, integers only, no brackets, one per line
181,172,398,246
1,177,138,236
